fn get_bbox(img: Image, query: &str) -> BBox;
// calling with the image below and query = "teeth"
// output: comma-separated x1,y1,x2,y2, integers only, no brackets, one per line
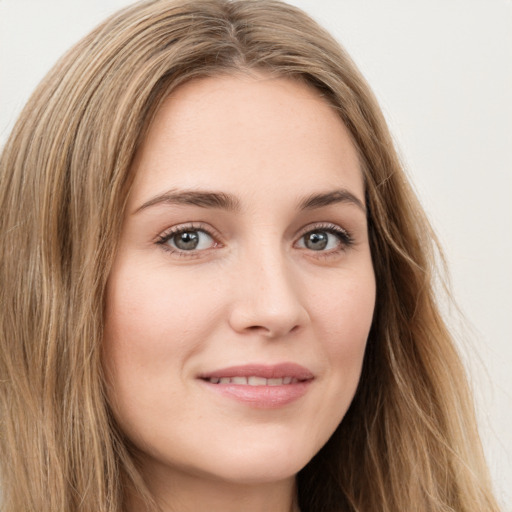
207,376,301,386
248,376,267,386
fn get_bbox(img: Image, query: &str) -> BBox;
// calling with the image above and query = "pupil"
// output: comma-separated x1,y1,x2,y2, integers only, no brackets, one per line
175,231,199,250
306,231,328,250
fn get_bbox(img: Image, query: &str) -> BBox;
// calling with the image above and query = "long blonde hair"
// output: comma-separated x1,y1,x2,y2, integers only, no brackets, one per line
0,1,500,511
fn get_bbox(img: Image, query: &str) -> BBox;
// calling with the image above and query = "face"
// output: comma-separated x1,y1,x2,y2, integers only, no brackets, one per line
103,74,375,492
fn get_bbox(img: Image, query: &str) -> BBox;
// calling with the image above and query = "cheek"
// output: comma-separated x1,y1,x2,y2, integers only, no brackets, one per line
309,267,375,387
312,264,375,338
104,262,217,358
101,262,220,421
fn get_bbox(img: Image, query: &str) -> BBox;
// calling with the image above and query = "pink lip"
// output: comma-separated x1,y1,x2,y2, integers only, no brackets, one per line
200,363,314,380
198,363,314,409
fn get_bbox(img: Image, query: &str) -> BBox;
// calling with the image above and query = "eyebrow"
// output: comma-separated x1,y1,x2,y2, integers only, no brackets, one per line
134,189,241,214
133,187,366,215
299,189,366,214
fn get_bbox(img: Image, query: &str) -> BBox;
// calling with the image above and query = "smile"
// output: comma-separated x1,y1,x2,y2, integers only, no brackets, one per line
199,363,314,408
206,376,301,385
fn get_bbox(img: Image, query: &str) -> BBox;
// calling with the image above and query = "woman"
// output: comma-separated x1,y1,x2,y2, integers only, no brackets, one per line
0,0,500,511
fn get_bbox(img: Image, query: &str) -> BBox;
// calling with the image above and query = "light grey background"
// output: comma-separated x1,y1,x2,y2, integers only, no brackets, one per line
1,0,511,508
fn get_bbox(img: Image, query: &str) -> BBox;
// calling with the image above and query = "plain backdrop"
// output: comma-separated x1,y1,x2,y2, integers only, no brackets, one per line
1,0,511,508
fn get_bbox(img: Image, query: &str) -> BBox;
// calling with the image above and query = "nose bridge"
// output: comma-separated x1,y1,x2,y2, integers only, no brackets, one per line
249,242,295,302
228,236,308,337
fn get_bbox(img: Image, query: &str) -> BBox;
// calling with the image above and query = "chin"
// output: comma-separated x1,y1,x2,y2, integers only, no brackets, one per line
200,460,304,487
196,436,318,485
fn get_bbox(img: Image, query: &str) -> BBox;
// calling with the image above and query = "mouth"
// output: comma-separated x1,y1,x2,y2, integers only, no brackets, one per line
204,376,302,385
199,362,314,383
198,363,314,408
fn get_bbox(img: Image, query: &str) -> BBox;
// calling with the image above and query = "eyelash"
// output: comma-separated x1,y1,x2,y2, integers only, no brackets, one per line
155,222,220,257
155,222,354,257
295,223,354,256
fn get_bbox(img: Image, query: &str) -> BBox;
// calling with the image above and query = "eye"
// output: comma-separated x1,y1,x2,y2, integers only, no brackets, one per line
157,226,216,253
296,225,352,252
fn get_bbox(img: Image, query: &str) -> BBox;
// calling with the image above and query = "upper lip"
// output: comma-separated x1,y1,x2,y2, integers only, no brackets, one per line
199,363,314,381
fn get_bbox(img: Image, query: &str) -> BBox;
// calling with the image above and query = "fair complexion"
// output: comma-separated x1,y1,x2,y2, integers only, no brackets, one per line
103,73,376,512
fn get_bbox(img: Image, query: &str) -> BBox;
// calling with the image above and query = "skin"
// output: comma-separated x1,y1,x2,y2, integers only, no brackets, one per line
103,73,376,512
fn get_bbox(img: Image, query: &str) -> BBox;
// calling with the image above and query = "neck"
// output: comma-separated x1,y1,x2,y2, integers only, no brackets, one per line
126,459,299,512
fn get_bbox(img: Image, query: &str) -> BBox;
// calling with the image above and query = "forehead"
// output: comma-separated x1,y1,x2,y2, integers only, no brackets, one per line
128,73,364,208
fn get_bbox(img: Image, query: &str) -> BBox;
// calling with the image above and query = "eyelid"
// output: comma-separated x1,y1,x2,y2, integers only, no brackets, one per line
155,222,222,255
294,222,354,251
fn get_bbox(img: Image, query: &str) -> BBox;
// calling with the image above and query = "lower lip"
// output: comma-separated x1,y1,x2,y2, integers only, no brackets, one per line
200,380,312,408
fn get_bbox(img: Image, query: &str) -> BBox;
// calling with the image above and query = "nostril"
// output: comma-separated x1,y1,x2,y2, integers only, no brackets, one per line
244,323,301,337
247,325,270,333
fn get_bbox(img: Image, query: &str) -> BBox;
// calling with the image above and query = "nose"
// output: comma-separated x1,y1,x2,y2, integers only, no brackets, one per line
228,249,309,338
